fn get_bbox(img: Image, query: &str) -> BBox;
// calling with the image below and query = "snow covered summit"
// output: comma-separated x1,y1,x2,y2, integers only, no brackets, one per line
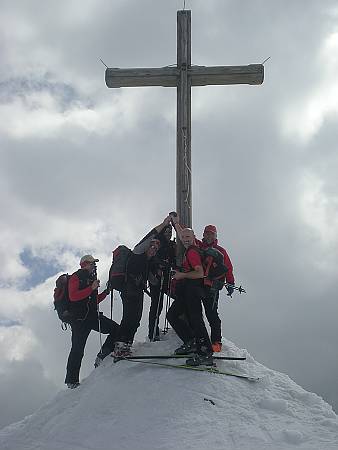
1,334,337,450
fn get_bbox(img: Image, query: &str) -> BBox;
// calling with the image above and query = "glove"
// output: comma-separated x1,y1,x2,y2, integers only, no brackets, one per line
226,283,235,297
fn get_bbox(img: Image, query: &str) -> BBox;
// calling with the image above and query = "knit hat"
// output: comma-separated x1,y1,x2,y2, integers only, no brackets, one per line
203,225,217,235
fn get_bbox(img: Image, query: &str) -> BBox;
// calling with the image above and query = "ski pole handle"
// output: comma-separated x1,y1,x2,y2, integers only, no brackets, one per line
224,282,247,294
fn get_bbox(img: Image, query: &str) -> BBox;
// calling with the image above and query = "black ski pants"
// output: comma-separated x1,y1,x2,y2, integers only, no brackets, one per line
167,279,211,349
202,289,221,343
65,313,119,384
117,286,144,344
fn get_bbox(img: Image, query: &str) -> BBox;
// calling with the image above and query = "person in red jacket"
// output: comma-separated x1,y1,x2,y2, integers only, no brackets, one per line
167,222,213,366
65,255,119,389
196,225,235,352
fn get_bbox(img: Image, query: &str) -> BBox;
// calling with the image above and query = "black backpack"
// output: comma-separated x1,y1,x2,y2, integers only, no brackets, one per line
108,245,132,291
53,274,73,324
187,246,228,290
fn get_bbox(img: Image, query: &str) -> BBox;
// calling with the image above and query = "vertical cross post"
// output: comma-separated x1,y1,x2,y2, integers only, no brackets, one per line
177,10,192,229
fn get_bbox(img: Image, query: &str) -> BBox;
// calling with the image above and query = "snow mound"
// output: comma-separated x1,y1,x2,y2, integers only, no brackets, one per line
1,334,337,450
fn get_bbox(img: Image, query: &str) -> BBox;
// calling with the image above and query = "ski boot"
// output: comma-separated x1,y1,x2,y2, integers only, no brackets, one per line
94,347,112,368
67,382,80,389
174,339,197,355
112,341,132,362
94,355,103,368
185,353,214,367
186,337,214,366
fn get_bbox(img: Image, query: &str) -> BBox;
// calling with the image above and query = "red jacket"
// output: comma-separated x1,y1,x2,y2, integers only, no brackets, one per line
196,238,235,285
69,273,107,304
183,246,203,273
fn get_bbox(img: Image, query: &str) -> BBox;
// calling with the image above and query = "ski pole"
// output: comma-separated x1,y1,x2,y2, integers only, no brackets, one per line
105,278,113,321
163,292,169,334
163,293,171,334
110,289,114,321
163,269,174,334
94,264,103,355
106,265,113,321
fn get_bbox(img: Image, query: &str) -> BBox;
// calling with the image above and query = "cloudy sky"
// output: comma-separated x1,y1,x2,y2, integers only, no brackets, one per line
1,0,338,428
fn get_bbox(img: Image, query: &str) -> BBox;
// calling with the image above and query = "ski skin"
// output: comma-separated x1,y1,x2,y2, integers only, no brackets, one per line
120,354,246,361
117,357,259,381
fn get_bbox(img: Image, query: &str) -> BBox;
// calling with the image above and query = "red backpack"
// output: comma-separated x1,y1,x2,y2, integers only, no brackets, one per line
53,274,72,324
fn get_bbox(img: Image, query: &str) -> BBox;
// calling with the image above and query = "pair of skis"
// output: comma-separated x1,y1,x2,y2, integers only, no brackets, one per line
114,354,260,382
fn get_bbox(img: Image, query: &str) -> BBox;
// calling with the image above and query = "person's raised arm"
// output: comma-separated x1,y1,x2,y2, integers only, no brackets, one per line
154,215,171,234
169,213,184,243
133,215,171,254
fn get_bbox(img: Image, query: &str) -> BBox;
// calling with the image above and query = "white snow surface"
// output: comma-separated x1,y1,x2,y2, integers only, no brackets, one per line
1,334,338,450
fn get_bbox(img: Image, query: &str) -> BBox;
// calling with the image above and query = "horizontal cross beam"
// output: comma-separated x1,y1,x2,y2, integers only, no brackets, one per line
105,67,177,87
190,64,264,86
105,64,264,88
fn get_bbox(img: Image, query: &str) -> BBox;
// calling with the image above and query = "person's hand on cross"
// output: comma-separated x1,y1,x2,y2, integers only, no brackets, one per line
169,211,179,224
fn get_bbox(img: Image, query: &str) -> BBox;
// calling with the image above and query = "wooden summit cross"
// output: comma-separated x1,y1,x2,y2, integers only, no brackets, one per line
105,10,264,229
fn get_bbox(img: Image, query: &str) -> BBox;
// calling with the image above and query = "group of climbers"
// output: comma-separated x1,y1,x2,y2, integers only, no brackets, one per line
59,212,235,388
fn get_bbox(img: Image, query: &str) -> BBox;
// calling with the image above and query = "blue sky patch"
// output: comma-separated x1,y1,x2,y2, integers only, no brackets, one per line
19,248,62,291
0,75,92,111
0,318,21,327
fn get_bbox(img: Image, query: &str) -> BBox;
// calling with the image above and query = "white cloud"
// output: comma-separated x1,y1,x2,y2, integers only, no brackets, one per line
0,83,150,140
0,326,37,362
300,172,338,242
282,30,338,143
